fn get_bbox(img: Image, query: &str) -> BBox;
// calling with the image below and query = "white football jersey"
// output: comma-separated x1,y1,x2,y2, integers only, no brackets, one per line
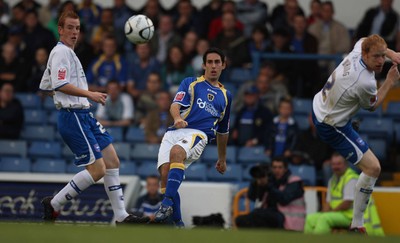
313,39,378,127
40,42,90,109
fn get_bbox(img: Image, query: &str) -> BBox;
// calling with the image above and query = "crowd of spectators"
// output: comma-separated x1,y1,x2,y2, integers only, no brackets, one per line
1,0,400,185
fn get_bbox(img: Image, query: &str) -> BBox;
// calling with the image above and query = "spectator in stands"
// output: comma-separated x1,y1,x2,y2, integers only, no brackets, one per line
86,35,128,92
192,38,210,77
149,14,181,64
235,157,305,231
355,0,400,51
0,42,29,92
9,4,26,31
293,113,334,185
212,11,251,68
236,0,268,37
144,90,174,144
95,80,134,127
207,0,244,41
135,72,163,126
182,30,198,63
161,45,194,94
77,0,102,42
38,0,61,30
307,0,321,25
0,0,10,25
231,85,273,147
266,98,299,158
172,0,199,38
130,175,163,221
308,1,351,77
112,0,135,52
304,153,358,234
290,14,320,98
27,47,48,92
258,61,290,104
44,0,77,40
74,25,95,71
139,0,166,30
0,82,24,139
127,43,161,99
22,10,56,63
91,8,115,54
247,25,270,53
270,0,304,33
195,0,223,39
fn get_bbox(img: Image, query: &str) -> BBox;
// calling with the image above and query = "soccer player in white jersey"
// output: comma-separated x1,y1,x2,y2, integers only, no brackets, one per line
39,11,149,224
153,48,232,226
312,34,400,233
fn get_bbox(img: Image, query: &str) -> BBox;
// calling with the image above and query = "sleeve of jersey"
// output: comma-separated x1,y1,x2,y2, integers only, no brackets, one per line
352,38,364,54
172,78,191,107
216,91,232,134
51,48,71,90
358,74,378,110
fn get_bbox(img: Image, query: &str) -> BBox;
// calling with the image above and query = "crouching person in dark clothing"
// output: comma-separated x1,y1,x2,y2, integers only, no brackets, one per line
236,157,306,231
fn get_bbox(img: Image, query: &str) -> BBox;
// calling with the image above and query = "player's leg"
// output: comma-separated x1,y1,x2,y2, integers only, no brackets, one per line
351,149,380,230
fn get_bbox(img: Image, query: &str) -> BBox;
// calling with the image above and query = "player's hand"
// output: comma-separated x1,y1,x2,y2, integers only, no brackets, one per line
89,92,107,106
391,52,400,64
173,118,188,129
215,160,227,174
387,63,400,84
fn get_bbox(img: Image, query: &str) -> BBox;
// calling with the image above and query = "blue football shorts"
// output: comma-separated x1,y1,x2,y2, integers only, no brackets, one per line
312,111,368,164
58,109,113,166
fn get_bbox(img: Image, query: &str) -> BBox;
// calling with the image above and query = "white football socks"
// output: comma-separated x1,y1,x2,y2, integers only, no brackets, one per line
51,169,95,211
103,168,129,222
351,172,377,228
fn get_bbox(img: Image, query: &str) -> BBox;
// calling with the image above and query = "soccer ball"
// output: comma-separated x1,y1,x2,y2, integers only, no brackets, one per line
124,14,154,44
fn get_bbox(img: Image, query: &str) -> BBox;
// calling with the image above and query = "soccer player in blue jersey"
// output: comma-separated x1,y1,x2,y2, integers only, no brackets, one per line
153,47,232,226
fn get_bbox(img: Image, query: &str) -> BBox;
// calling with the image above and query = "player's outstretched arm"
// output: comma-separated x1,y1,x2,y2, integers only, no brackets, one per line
57,83,107,105
374,64,400,110
386,48,400,64
215,133,228,174
170,103,188,128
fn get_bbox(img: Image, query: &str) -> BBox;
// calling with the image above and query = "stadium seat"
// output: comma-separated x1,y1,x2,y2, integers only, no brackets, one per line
358,117,393,143
292,98,312,115
130,143,160,162
237,146,270,164
289,164,317,186
28,141,62,158
24,109,47,125
355,106,382,119
185,163,207,181
207,164,242,182
125,126,146,143
201,145,237,164
106,126,124,142
15,93,41,109
43,96,56,111
0,157,31,172
62,144,75,160
48,111,58,125
66,162,84,174
294,114,310,131
21,125,55,141
119,160,137,175
31,158,66,173
229,67,253,84
368,138,387,162
0,140,27,158
384,101,400,119
113,142,131,160
136,162,158,179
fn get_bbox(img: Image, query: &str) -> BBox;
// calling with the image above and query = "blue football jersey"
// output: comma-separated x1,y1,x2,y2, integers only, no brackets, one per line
171,76,232,141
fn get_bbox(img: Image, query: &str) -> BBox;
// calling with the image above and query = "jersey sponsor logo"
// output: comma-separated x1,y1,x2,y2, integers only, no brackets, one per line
197,98,219,117
207,93,214,101
58,68,67,80
175,91,185,101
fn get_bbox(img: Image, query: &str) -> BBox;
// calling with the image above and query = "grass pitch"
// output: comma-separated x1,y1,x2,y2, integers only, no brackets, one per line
1,222,399,243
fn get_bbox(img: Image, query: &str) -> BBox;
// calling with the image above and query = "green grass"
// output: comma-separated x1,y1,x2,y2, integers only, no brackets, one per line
0,222,399,243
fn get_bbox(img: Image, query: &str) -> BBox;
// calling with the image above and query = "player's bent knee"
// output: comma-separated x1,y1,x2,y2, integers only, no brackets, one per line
170,145,186,162
87,160,106,181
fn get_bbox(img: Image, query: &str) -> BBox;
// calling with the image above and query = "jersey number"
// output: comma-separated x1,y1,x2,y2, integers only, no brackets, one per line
322,71,336,102
96,122,106,134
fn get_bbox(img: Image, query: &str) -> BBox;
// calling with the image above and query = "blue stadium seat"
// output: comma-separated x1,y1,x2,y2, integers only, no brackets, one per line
185,163,207,181
48,111,58,125
21,125,55,141
125,126,146,143
289,164,317,186
119,160,137,175
43,96,56,111
207,164,242,182
62,144,74,160
66,162,84,174
15,93,41,109
368,138,387,162
355,106,382,119
113,142,131,160
136,162,158,179
0,157,31,172
106,126,124,142
384,101,400,119
130,143,160,162
359,117,393,142
294,114,310,131
0,140,27,158
237,146,270,164
201,145,237,164
24,109,47,125
28,141,62,158
292,98,312,115
229,67,253,84
31,158,66,173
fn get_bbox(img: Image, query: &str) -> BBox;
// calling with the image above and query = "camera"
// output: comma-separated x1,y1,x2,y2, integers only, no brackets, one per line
249,163,270,179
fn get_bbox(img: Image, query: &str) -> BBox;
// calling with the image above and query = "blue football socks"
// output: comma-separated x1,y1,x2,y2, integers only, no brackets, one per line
162,162,185,207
